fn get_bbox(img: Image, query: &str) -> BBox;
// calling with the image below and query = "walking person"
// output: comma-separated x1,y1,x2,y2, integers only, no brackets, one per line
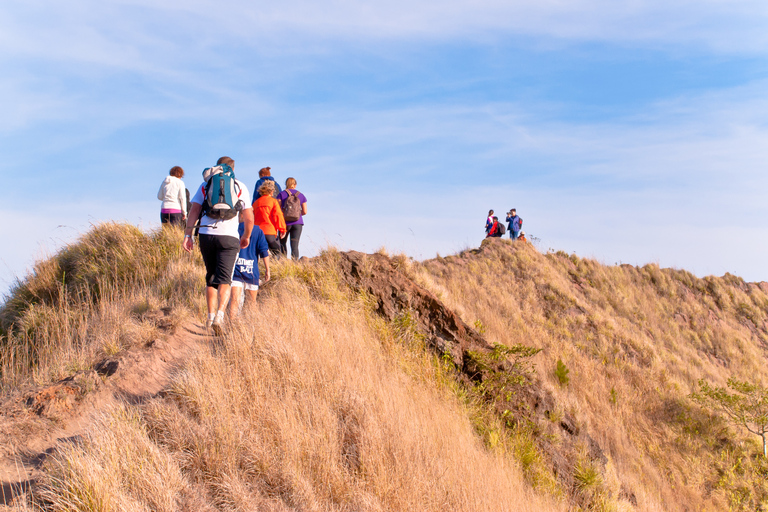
229,220,270,318
253,180,286,257
183,156,253,335
157,166,187,226
253,166,282,199
276,177,307,259
506,208,523,240
485,209,494,235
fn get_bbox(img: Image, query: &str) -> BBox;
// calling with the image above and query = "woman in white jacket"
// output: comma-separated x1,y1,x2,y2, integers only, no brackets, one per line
157,166,188,226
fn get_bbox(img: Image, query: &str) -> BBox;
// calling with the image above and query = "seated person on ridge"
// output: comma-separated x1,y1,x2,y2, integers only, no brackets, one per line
486,216,503,238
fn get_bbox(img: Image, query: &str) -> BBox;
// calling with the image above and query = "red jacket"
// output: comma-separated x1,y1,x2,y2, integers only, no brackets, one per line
486,221,501,238
253,195,286,236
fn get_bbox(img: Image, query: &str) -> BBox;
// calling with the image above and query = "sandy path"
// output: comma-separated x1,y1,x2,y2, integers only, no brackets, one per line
0,316,211,507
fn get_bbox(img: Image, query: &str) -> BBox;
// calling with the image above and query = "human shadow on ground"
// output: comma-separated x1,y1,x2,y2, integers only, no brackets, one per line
1,478,32,506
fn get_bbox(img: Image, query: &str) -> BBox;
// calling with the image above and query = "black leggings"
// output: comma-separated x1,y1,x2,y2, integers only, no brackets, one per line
265,234,282,258
280,225,303,259
161,212,184,226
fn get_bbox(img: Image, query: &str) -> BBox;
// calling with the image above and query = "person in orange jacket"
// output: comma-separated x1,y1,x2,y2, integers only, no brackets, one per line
517,230,528,243
252,180,286,257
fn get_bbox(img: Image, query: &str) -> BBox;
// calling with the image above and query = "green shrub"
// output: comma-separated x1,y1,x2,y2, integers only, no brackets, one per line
555,359,570,386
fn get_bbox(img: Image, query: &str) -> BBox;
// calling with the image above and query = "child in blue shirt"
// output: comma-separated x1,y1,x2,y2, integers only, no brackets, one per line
229,222,270,317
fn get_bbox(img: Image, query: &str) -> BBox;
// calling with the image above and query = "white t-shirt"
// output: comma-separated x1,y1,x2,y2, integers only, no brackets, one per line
191,179,252,239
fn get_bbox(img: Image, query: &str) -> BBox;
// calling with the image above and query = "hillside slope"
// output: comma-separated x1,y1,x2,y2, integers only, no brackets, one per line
413,239,768,511
1,225,768,511
0,225,558,511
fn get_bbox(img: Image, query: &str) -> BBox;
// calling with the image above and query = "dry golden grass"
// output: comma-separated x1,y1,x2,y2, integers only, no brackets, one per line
0,223,204,390
156,278,561,511
413,238,768,511
5,224,768,511
3,225,561,511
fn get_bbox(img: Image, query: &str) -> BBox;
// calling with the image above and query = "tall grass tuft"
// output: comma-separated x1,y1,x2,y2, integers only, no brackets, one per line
0,223,203,389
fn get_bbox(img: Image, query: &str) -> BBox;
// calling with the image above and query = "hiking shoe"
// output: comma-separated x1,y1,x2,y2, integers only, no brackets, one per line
205,316,215,329
211,313,225,336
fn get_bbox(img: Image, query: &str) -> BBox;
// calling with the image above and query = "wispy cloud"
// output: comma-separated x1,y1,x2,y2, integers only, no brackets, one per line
3,0,768,62
2,0,768,299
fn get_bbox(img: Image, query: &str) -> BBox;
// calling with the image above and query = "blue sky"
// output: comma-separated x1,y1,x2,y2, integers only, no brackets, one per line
2,0,768,298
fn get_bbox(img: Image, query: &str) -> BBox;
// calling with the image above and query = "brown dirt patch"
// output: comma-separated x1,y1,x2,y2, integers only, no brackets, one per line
0,310,212,507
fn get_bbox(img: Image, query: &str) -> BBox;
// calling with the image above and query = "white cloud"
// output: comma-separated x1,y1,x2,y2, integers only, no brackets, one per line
3,0,768,296
2,0,768,66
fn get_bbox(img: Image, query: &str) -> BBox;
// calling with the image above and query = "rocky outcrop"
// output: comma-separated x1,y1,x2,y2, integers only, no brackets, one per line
336,251,492,369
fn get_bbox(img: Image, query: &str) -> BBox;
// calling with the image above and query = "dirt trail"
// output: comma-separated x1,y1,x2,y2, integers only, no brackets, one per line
0,314,212,507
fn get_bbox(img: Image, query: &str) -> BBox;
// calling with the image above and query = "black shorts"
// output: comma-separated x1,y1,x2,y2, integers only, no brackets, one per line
198,234,240,288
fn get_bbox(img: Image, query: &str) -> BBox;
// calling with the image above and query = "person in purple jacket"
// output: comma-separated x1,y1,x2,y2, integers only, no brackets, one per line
276,177,308,260
229,221,271,317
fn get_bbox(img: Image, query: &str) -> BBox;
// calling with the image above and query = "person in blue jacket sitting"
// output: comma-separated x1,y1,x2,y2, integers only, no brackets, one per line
229,220,271,317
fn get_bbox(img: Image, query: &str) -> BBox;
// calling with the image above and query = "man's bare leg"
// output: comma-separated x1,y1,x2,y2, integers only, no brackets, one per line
211,284,231,335
217,284,231,313
205,286,218,327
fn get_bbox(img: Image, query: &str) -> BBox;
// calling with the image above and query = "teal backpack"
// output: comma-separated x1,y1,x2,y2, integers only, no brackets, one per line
201,164,244,221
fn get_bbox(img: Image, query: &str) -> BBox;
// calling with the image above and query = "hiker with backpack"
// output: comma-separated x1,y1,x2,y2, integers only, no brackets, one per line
486,216,503,238
183,156,253,335
157,166,187,226
253,180,287,258
229,217,270,318
506,208,523,240
276,177,307,260
252,167,282,200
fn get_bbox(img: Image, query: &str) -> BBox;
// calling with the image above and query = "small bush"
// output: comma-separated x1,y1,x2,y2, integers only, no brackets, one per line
555,359,570,386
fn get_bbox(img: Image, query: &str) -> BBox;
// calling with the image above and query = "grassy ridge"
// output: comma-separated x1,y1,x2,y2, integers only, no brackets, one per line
414,239,768,510
2,225,559,511
1,223,204,389
3,225,768,510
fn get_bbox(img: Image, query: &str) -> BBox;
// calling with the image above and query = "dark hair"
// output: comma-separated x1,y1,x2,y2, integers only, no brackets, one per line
488,209,494,216
217,156,235,169
169,166,184,178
